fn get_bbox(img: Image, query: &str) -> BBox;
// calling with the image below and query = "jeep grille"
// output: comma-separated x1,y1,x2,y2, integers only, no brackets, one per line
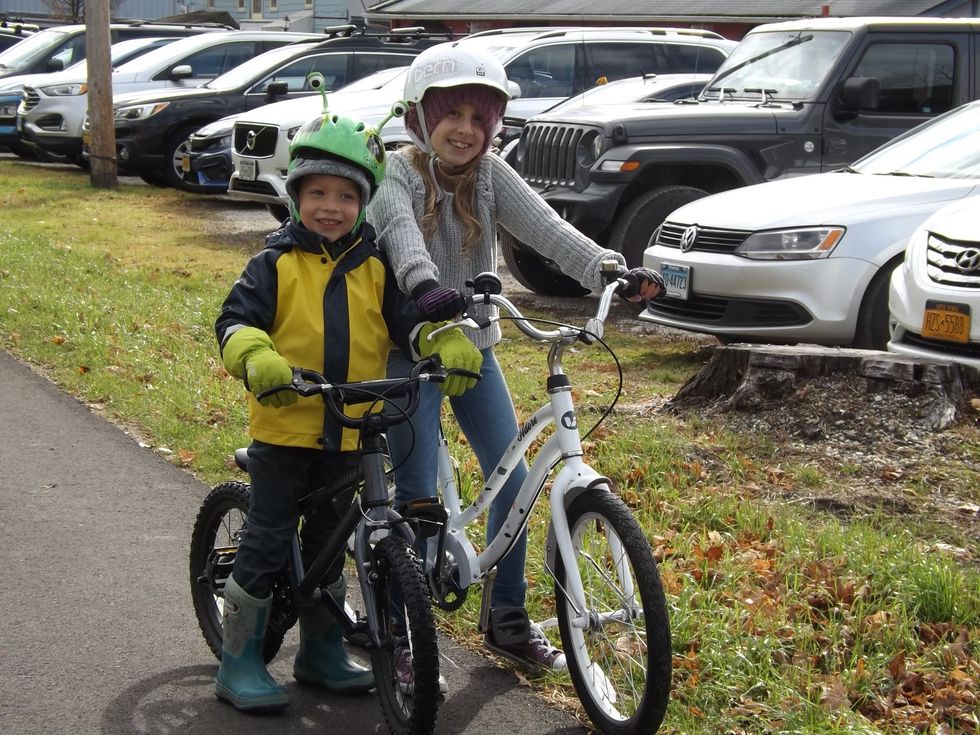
234,123,278,158
658,222,751,254
519,122,589,187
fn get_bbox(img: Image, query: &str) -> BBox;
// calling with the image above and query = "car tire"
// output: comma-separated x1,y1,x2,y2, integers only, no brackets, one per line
138,168,169,187
499,228,588,297
609,185,708,267
853,258,901,350
266,204,289,223
163,124,201,190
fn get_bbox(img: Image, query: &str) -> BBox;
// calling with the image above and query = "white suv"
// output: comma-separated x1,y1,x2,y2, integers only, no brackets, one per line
17,30,318,163
227,26,735,218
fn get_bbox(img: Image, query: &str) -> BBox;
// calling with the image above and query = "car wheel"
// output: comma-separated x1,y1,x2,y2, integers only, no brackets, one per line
853,259,901,350
609,185,708,266
163,125,201,190
138,168,169,187
266,204,289,223
499,228,588,297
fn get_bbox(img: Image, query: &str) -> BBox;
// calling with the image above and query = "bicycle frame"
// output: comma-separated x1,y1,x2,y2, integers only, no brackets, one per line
427,272,640,629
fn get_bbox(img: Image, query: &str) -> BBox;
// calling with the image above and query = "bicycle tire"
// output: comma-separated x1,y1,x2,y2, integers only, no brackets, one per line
188,482,286,663
369,535,440,735
554,491,672,735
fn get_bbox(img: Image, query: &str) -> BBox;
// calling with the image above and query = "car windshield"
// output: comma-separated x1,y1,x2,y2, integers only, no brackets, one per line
703,29,850,102
854,103,980,179
204,44,314,91
0,29,69,71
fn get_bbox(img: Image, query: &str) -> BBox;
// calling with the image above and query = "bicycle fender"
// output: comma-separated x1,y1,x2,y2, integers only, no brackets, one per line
544,476,615,573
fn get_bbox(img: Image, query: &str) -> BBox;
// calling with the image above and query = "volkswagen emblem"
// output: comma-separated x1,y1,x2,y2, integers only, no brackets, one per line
245,130,259,151
954,247,980,272
679,224,699,253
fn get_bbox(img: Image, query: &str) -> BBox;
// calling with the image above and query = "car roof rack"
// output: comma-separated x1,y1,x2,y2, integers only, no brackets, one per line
465,25,725,41
0,18,39,34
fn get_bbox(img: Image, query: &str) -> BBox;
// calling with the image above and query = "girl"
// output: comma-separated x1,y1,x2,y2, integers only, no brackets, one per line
367,41,663,683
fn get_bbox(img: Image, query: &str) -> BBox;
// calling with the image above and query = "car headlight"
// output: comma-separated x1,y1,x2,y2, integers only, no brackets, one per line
736,227,845,260
113,101,169,121
40,83,88,96
286,125,301,141
0,103,16,117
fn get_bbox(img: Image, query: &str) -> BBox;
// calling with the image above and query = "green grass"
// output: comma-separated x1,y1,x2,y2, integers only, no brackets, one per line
2,162,978,734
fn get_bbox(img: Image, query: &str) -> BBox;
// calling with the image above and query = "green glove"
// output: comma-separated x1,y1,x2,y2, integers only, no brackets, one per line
417,322,482,397
222,326,297,408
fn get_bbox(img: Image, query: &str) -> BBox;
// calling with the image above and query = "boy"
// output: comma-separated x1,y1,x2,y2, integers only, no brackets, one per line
213,110,481,712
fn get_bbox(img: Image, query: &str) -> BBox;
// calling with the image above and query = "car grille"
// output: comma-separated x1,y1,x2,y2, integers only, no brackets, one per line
233,123,278,158
230,178,278,197
518,122,591,187
21,86,39,111
926,233,980,288
657,222,751,254
646,294,810,327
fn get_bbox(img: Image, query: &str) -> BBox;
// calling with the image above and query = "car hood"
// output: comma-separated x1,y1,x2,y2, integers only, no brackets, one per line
0,70,57,93
668,172,980,229
113,85,216,107
534,99,795,137
925,196,980,241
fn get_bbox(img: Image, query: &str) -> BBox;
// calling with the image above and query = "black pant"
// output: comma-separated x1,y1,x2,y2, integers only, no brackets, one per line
232,440,358,598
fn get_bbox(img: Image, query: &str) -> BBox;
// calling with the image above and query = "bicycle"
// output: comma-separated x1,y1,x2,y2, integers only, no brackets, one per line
416,265,672,735
189,358,472,735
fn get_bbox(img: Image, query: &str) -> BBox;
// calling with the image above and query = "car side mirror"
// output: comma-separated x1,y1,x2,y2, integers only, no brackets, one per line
506,79,522,100
45,58,64,73
840,76,880,111
266,81,289,99
170,64,193,80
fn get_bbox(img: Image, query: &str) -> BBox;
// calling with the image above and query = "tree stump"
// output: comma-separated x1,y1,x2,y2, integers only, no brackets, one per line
668,344,979,430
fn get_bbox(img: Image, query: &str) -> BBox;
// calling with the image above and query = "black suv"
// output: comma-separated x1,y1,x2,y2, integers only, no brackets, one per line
508,16,980,295
90,26,452,188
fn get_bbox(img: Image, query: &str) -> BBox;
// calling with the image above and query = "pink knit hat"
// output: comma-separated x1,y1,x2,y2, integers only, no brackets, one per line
406,84,506,154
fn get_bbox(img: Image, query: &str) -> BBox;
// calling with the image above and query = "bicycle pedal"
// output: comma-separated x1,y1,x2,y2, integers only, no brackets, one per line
399,496,447,539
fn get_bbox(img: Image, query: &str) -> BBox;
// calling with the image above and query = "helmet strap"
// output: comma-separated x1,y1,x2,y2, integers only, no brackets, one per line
415,104,445,202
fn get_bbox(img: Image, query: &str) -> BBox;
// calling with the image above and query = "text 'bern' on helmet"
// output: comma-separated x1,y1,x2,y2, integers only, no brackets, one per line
403,41,512,104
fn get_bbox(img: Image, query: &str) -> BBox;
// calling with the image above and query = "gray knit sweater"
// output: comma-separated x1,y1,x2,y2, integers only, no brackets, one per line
367,150,625,350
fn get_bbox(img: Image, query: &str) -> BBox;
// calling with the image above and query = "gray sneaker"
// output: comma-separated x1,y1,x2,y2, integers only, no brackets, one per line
484,619,567,671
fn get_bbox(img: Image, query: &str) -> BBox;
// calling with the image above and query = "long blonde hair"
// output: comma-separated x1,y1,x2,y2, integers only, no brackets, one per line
407,147,483,252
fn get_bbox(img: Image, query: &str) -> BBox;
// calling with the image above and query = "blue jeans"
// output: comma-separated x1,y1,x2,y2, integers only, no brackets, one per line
387,347,529,609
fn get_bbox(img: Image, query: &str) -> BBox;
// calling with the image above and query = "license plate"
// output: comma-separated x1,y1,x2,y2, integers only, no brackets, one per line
921,300,971,344
82,133,90,146
181,155,190,173
661,263,690,300
238,158,257,181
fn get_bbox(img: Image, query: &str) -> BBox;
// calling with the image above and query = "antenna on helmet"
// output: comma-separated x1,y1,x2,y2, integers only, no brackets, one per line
306,72,329,115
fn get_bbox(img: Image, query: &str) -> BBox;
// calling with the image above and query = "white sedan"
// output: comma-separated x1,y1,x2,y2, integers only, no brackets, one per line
639,100,980,350
888,196,980,369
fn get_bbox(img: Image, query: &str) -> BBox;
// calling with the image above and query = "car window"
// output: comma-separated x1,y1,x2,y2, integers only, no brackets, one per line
168,42,256,79
587,42,673,84
352,52,416,80
252,52,349,92
506,44,581,99
668,44,728,74
851,42,955,114
49,33,86,70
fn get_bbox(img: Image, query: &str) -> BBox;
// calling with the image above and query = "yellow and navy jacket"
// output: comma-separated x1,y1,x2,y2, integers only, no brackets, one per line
216,220,423,451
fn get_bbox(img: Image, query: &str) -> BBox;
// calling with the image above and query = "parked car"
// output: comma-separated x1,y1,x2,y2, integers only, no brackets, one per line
888,196,980,369
6,36,181,161
227,27,734,217
17,30,318,165
180,64,408,194
84,27,453,189
639,99,980,350
511,16,980,295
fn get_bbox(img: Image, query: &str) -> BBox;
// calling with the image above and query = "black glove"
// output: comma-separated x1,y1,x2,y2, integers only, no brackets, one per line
619,267,665,300
412,280,467,321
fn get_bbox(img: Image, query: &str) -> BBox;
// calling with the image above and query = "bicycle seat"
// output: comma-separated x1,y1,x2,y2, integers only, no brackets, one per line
234,447,250,472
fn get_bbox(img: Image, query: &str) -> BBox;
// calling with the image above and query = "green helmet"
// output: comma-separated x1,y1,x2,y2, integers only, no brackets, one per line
284,73,387,226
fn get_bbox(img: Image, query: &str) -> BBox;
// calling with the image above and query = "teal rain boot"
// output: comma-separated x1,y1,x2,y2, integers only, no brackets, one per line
293,577,375,693
214,575,289,711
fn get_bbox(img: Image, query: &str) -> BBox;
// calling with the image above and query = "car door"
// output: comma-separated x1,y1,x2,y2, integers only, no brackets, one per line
822,32,969,168
149,40,262,90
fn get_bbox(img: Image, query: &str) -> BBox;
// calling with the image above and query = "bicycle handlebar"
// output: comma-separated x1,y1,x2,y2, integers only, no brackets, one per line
255,357,479,430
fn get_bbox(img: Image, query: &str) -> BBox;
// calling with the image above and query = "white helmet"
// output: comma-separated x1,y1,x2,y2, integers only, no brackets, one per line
404,41,511,104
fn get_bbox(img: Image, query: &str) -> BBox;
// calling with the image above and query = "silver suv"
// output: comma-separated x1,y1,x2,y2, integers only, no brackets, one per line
227,26,736,219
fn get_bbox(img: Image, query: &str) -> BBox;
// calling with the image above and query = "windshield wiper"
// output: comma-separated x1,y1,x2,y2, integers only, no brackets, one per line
835,165,861,173
883,170,934,178
711,33,814,87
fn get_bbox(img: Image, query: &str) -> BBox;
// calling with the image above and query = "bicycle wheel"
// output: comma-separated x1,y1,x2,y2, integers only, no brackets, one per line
554,491,672,735
188,481,287,663
369,535,440,735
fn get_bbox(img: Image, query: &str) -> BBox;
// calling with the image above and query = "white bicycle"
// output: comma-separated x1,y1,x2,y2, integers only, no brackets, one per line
412,265,672,735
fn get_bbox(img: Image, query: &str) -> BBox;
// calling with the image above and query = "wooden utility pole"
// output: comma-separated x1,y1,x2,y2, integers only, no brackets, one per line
86,0,116,188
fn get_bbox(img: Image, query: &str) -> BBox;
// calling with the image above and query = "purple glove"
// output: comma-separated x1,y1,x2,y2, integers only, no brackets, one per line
412,280,466,322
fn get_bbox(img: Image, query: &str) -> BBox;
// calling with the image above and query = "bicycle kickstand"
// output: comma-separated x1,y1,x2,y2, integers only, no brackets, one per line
477,568,497,634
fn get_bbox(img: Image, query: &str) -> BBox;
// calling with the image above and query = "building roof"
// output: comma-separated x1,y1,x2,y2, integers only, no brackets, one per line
365,0,949,23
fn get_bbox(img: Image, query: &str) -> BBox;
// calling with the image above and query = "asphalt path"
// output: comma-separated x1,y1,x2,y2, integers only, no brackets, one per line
0,349,587,735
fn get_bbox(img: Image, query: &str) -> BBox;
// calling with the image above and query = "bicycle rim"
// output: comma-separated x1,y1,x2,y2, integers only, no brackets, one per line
369,535,440,735
555,491,671,735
